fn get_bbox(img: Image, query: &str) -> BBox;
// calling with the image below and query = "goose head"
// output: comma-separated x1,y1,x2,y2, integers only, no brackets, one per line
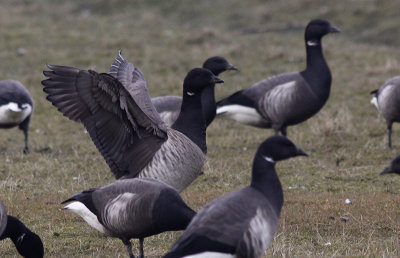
183,68,224,97
202,56,238,76
305,19,340,45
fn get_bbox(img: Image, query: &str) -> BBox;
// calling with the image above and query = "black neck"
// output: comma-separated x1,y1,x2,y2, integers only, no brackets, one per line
172,90,207,153
301,39,332,101
0,216,27,241
250,155,283,214
201,85,216,128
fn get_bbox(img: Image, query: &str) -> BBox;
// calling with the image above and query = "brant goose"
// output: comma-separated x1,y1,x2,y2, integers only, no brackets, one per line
379,155,400,175
370,76,400,148
0,80,33,153
62,178,196,258
42,52,223,192
152,56,237,127
0,200,44,258
164,136,307,258
216,19,339,136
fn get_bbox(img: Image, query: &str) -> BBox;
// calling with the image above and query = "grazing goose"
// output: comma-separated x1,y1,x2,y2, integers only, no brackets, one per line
0,200,44,258
62,178,196,258
0,80,33,153
379,155,400,175
152,56,237,127
370,76,400,148
42,52,223,192
164,136,307,258
216,19,339,136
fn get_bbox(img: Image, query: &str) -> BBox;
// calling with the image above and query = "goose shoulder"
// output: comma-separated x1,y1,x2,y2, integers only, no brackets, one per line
257,72,320,124
0,80,33,105
170,187,278,255
92,179,166,237
42,54,169,180
138,129,206,192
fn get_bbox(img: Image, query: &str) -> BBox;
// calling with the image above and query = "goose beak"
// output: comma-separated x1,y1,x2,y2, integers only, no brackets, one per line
213,76,224,84
329,25,340,33
228,65,238,71
296,147,308,157
379,166,392,175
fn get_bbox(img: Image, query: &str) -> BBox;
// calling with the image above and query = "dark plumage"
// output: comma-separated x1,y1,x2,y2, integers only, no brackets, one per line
370,76,400,148
0,80,33,153
62,178,196,258
379,155,400,175
216,19,339,136
0,201,44,258
42,52,223,192
152,56,237,127
164,136,307,258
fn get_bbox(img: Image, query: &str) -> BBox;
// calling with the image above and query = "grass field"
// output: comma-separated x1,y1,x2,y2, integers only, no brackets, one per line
1,0,400,257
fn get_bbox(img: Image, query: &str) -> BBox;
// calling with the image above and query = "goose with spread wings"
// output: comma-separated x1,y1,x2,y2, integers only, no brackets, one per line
42,52,223,192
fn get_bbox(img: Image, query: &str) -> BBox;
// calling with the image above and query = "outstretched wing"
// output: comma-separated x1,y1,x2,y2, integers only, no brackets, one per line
109,50,168,136
42,64,167,179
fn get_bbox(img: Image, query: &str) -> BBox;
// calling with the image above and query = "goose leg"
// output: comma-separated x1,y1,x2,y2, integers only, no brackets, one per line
138,238,144,258
280,127,287,137
388,123,392,149
123,239,135,258
23,128,29,154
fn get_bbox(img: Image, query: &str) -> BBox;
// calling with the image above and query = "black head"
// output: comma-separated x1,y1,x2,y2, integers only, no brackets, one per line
257,136,307,162
14,228,44,258
304,19,340,42
380,155,400,176
183,68,224,95
202,56,238,76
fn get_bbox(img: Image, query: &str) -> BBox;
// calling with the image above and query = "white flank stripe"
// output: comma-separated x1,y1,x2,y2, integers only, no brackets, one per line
183,252,236,258
104,193,136,229
243,208,273,256
216,105,264,126
0,102,32,125
64,201,106,234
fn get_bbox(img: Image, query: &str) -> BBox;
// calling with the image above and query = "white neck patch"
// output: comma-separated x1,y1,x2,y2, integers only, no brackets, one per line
307,40,319,46
187,91,195,96
263,156,275,163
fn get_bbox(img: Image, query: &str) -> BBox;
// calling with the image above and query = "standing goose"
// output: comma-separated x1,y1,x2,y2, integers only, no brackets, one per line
0,200,44,258
0,80,33,153
62,178,196,258
216,19,339,136
152,56,237,127
370,76,400,148
42,52,223,192
164,136,307,258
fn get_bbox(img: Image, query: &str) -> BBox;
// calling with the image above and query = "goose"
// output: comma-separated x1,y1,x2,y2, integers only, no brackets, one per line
0,80,33,153
216,19,339,136
0,200,44,258
152,56,237,127
370,76,400,148
163,136,307,258
62,177,196,258
379,155,400,175
42,52,223,192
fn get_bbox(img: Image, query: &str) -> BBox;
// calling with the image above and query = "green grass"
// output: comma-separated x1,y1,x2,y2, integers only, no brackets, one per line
1,0,400,257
